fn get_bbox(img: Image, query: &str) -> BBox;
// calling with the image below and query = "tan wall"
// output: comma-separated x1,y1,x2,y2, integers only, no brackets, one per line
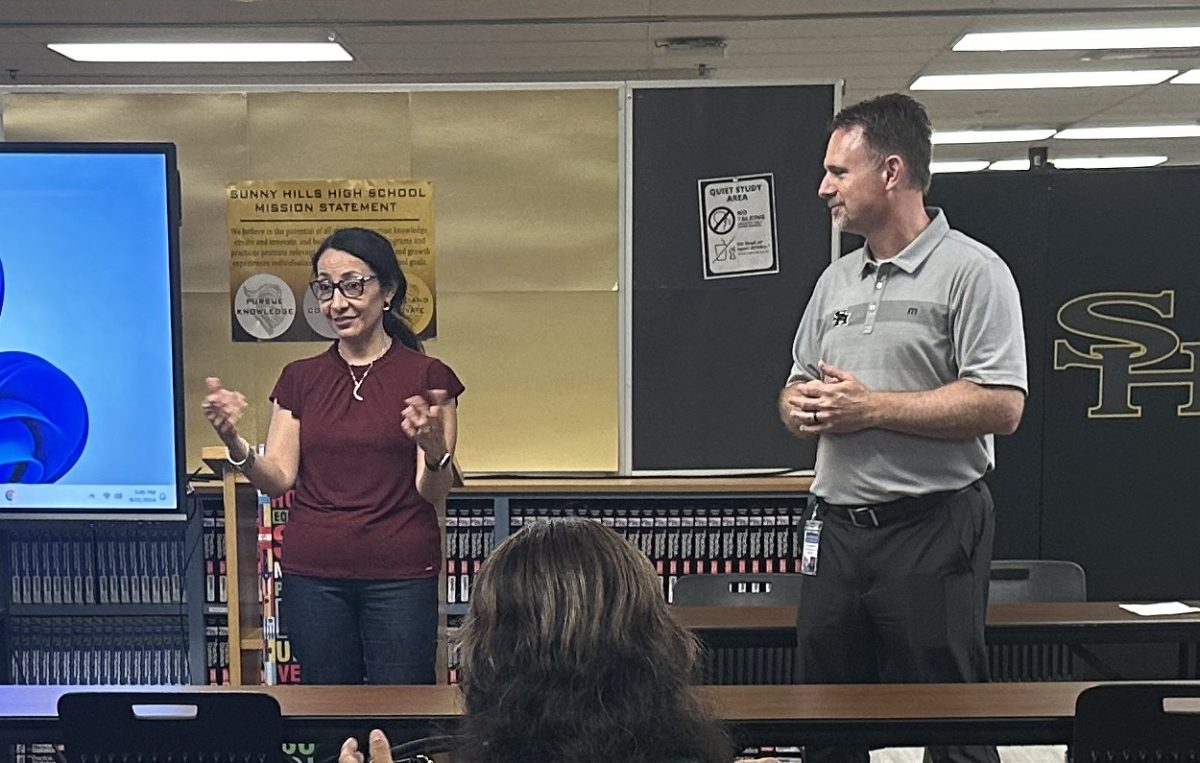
3,89,620,474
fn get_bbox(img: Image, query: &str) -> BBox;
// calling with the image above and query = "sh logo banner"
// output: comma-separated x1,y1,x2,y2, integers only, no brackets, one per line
1054,290,1200,418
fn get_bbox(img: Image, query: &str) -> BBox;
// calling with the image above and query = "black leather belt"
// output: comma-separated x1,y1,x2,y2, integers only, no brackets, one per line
816,483,976,528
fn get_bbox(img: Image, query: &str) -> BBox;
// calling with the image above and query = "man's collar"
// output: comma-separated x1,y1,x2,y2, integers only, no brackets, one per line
859,207,950,276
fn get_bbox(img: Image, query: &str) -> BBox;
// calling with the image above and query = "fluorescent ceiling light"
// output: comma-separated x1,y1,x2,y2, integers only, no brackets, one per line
1056,155,1167,169
47,42,352,63
1056,124,1200,140
911,70,1176,90
955,27,1200,51
988,160,1033,171
930,160,990,174
933,129,1055,145
989,156,1167,171
1171,69,1200,84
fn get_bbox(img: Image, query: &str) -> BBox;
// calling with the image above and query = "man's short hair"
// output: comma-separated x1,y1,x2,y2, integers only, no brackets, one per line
831,93,932,192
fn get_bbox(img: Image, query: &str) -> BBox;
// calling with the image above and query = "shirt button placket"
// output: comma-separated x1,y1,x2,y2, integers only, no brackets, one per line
864,271,885,334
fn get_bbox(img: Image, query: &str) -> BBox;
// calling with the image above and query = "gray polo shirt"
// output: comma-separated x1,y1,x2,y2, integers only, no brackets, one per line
786,208,1027,505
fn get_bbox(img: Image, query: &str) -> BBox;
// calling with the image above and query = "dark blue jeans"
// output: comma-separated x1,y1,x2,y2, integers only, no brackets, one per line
284,574,438,685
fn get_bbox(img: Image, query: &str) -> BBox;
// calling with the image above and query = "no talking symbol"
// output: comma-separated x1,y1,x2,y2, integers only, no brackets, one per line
707,206,736,236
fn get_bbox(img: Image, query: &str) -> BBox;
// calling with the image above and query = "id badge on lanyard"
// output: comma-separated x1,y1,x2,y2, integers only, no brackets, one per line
800,513,822,576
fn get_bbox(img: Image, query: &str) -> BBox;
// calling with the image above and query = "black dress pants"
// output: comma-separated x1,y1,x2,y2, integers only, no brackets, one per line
795,481,1000,763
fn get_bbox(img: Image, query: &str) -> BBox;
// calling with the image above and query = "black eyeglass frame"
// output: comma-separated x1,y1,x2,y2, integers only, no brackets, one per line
309,275,379,301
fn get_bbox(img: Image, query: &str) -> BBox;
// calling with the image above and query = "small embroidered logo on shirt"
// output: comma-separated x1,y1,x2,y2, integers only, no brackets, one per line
833,309,850,326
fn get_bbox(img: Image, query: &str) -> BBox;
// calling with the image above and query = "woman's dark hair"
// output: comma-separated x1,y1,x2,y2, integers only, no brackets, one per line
456,518,731,763
311,227,420,350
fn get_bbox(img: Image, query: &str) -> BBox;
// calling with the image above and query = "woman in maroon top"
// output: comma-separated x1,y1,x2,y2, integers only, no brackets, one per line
201,227,463,684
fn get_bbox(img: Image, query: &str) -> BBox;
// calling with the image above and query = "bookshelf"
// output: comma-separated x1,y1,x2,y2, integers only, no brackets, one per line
199,449,261,685
0,490,211,686
200,445,813,686
450,477,814,612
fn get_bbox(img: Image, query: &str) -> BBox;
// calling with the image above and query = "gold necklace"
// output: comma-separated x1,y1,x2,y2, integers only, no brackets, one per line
345,340,392,402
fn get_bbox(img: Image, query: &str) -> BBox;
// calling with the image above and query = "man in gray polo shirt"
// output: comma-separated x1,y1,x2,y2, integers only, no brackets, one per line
778,94,1026,763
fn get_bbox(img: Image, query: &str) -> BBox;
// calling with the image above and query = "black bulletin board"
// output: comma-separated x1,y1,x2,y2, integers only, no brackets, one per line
932,167,1200,600
631,84,836,471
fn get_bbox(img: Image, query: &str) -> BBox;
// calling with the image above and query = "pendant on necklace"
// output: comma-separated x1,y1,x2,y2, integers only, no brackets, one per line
344,339,390,402
350,361,374,402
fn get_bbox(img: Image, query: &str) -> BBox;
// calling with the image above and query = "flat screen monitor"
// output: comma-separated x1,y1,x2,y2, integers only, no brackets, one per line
0,142,183,516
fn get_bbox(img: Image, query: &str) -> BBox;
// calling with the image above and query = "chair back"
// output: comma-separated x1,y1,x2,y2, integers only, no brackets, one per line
673,574,803,685
1074,683,1200,759
989,559,1087,603
672,573,804,607
58,691,282,763
988,559,1086,682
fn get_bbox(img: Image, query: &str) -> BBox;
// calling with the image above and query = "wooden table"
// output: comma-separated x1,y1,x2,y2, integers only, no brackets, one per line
0,681,1114,748
673,601,1200,678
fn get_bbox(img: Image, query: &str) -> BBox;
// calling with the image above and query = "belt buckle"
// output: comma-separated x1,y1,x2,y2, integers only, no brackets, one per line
848,506,880,528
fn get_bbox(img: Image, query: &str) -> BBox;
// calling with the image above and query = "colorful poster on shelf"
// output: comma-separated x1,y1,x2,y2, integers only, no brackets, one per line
227,179,436,342
258,488,302,685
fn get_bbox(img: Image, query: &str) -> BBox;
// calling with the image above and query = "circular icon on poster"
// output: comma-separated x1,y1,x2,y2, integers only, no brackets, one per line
301,283,339,339
402,273,434,335
234,273,296,340
707,206,736,235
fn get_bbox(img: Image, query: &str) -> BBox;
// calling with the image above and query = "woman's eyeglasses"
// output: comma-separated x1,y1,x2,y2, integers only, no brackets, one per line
309,275,378,301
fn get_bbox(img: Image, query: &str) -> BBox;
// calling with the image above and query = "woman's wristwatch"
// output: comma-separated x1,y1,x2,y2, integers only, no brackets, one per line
425,451,453,472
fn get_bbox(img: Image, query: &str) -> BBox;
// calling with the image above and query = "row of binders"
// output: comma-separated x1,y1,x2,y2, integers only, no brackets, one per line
204,613,232,685
201,501,228,605
6,526,187,606
446,502,810,604
197,493,235,685
7,616,190,685
445,504,495,604
446,636,461,685
509,502,809,602
10,743,57,763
